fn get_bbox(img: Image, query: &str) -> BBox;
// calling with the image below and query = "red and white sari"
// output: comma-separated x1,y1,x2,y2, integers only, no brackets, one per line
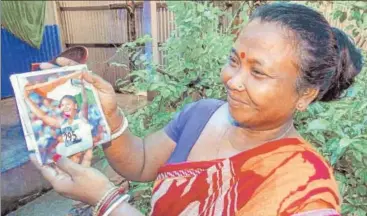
150,138,340,216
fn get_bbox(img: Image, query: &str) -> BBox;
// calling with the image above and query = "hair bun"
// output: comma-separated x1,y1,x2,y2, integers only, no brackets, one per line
319,27,364,102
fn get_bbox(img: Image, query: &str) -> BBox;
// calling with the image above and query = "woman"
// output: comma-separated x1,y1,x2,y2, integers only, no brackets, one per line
25,73,93,161
31,3,364,216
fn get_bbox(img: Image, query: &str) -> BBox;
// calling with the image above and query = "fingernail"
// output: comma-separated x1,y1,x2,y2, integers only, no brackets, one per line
52,154,62,163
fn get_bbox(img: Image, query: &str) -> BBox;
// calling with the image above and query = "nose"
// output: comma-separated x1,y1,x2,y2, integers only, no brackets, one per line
227,73,246,92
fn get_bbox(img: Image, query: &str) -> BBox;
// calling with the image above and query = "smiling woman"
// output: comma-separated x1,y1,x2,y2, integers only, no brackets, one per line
31,2,364,216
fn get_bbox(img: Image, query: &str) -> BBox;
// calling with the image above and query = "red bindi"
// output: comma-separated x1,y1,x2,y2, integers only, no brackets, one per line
240,52,246,59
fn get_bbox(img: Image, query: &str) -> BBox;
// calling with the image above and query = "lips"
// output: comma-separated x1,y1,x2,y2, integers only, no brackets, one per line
227,93,249,105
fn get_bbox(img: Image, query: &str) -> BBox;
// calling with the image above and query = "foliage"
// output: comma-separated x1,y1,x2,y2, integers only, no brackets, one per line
108,1,367,215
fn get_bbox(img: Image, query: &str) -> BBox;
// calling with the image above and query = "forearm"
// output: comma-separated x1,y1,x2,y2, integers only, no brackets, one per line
25,95,60,128
103,129,146,182
109,202,145,216
102,109,173,183
25,97,47,119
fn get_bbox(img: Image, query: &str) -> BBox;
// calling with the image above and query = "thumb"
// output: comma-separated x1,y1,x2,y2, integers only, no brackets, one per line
55,156,85,177
30,154,58,183
56,57,79,66
80,149,94,167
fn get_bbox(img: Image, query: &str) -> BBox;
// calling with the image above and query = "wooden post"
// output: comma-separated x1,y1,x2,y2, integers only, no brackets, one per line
143,0,159,100
51,1,66,51
150,1,159,65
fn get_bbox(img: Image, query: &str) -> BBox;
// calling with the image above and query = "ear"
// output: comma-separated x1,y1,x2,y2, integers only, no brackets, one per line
296,88,319,111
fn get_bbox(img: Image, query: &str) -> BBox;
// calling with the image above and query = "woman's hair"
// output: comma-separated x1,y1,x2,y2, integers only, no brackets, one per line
250,3,364,102
60,95,78,106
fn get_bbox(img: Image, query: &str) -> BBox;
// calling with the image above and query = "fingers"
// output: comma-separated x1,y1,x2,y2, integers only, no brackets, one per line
30,154,42,169
81,149,93,167
82,72,114,92
30,154,74,196
56,57,79,66
39,62,58,70
55,156,85,177
70,154,81,164
65,70,83,80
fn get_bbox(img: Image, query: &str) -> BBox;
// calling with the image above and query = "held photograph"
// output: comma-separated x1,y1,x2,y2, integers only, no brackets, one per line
13,65,111,164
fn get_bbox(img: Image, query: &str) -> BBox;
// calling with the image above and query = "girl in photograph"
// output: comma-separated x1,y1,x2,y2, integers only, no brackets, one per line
24,72,93,161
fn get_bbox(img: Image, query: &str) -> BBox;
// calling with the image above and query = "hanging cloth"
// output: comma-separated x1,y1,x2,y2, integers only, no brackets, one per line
1,1,46,48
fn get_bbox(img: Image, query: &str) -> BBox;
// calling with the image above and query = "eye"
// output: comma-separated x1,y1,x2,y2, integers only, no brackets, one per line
228,56,238,65
251,68,266,77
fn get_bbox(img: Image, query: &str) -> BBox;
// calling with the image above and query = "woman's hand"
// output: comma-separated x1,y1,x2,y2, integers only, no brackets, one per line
30,149,115,206
40,57,123,131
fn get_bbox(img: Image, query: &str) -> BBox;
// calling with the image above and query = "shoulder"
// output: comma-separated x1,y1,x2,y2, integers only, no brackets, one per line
183,98,225,113
176,98,226,124
270,140,336,181
236,140,340,214
276,141,341,212
196,98,226,107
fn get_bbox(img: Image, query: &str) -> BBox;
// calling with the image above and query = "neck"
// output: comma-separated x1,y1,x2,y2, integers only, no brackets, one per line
67,114,76,124
228,118,295,152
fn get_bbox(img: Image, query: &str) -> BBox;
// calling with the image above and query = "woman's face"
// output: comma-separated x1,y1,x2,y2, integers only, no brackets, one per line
60,98,77,119
221,19,305,130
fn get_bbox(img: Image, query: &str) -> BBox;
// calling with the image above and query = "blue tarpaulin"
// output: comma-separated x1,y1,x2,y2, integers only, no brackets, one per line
1,25,62,99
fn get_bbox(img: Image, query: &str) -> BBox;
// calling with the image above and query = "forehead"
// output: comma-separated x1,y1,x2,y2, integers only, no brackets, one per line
61,98,74,104
234,19,298,72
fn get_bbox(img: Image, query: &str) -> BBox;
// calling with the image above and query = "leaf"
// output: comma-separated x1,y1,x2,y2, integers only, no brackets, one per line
340,11,348,22
341,203,355,214
357,20,364,28
345,24,355,31
363,13,367,29
206,89,213,97
355,208,367,216
333,10,343,20
197,4,204,13
353,142,367,154
160,88,171,98
351,9,362,21
331,138,354,165
353,2,367,10
149,83,163,91
352,28,360,37
306,119,330,131
357,185,367,196
359,169,367,184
